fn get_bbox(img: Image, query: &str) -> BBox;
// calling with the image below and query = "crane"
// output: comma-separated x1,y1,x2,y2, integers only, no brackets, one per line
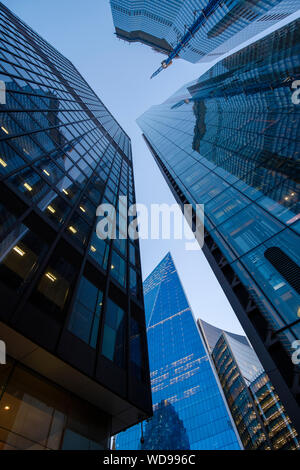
150,0,224,79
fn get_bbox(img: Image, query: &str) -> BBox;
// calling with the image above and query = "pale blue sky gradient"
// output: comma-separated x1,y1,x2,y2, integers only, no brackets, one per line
4,0,298,333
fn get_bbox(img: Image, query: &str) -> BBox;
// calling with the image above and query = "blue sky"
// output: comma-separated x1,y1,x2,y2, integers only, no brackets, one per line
4,0,298,333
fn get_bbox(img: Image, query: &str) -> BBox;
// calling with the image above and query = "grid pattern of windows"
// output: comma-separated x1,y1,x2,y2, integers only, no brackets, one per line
137,19,300,431
110,0,299,64
116,253,241,450
250,372,300,449
211,330,300,449
0,2,151,435
212,334,270,450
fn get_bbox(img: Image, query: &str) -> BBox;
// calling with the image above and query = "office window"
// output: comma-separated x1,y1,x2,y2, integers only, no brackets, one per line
102,298,126,368
0,361,109,450
0,227,48,291
110,250,126,287
88,233,109,270
130,317,146,382
34,252,76,319
68,276,103,348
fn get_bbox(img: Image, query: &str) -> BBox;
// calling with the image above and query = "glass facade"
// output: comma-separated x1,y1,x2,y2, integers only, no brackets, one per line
250,372,300,450
212,335,270,450
137,19,300,432
116,252,241,450
199,320,300,450
110,0,299,64
0,2,151,447
0,359,109,450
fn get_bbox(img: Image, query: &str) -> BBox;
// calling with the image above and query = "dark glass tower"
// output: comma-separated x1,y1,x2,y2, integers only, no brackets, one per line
199,319,300,450
0,2,151,449
116,253,241,450
110,0,299,65
136,19,300,432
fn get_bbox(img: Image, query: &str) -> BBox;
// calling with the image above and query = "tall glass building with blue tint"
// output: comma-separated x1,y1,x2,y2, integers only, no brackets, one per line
0,3,151,449
116,252,241,450
199,319,300,450
136,18,300,433
110,0,299,65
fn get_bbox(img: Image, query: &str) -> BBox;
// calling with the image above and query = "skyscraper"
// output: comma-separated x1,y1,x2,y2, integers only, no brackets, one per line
0,2,151,449
116,252,241,450
136,18,300,432
199,319,300,450
110,0,299,70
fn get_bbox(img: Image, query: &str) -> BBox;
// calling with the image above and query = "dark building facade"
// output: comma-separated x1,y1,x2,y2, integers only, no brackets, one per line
199,320,300,450
136,19,300,432
116,253,241,450
0,2,151,449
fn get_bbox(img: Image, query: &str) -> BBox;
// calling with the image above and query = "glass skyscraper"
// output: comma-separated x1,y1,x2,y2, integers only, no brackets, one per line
136,18,300,433
110,0,299,65
199,319,300,450
116,252,241,450
0,2,151,449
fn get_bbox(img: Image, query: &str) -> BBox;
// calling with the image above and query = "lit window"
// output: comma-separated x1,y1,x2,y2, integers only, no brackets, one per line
45,272,57,282
274,282,285,291
24,182,32,192
1,126,9,134
90,245,96,252
47,205,56,214
0,158,7,167
68,226,77,234
79,206,86,213
43,169,50,176
62,189,69,195
13,246,25,256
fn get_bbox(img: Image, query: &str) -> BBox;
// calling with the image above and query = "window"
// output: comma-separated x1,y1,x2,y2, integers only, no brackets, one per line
219,205,283,257
43,195,71,226
101,298,126,368
0,362,108,450
62,429,104,450
88,233,109,270
113,237,127,256
0,140,26,175
264,247,300,295
0,226,48,291
130,317,146,382
0,202,17,241
129,242,138,267
129,268,142,300
65,213,91,247
0,363,66,449
110,250,126,287
68,276,103,348
8,167,51,203
33,252,76,319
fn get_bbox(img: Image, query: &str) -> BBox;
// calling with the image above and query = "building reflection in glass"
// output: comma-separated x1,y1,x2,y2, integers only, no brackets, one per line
140,400,190,450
